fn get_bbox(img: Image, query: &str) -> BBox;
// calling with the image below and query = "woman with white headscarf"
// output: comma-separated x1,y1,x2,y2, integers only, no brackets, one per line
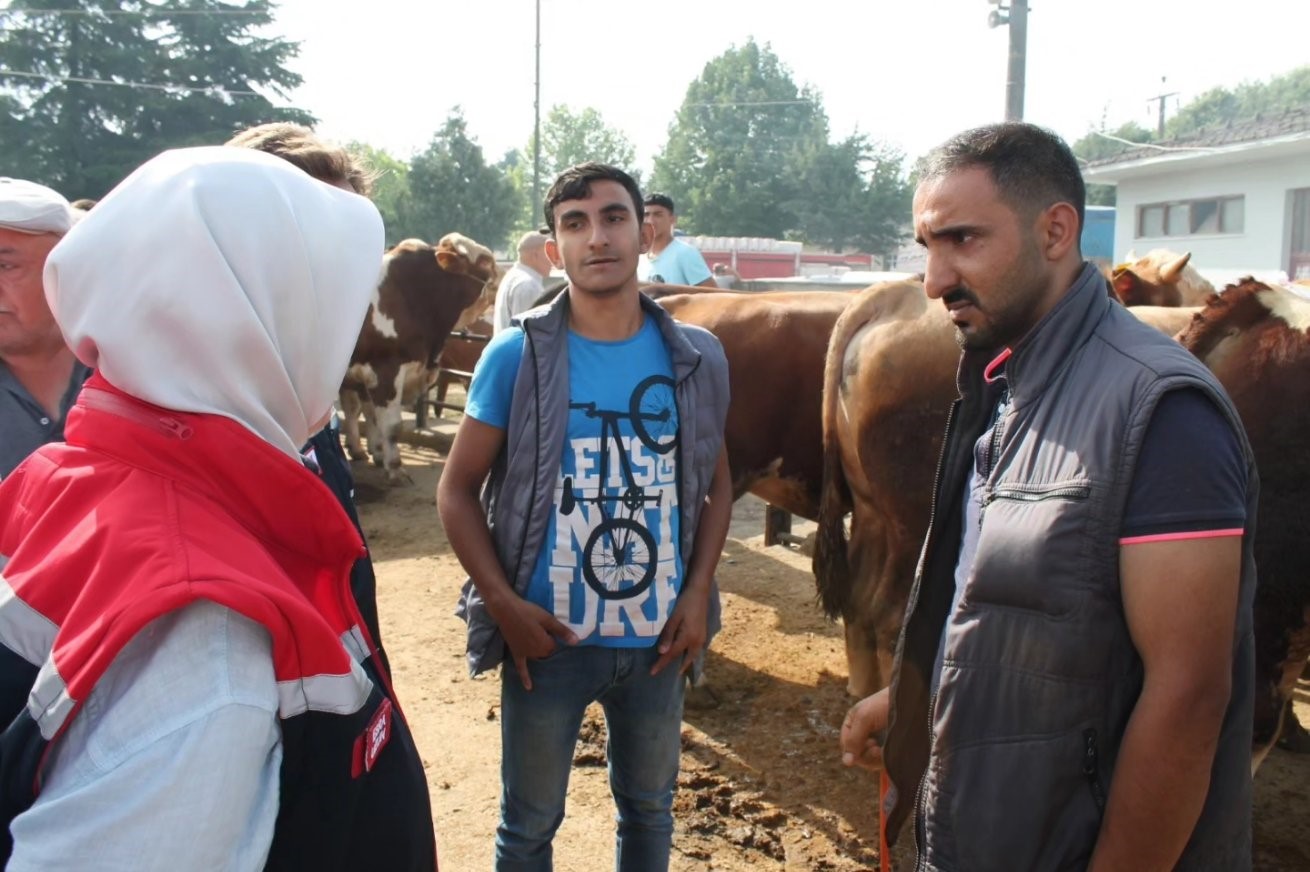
0,148,436,870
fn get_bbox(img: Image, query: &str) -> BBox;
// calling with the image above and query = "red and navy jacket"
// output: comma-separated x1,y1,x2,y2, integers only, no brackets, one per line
0,375,436,869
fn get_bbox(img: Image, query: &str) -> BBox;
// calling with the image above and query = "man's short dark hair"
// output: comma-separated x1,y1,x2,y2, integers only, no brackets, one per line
543,163,644,234
917,122,1086,231
643,193,675,214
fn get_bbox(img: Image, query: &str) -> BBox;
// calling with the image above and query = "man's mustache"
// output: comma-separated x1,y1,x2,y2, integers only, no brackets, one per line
943,288,980,308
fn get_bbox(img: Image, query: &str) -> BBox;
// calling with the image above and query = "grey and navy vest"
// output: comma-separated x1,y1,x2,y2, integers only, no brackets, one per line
883,263,1258,871
456,290,731,677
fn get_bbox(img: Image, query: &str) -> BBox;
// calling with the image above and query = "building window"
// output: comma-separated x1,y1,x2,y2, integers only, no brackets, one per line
1135,195,1244,238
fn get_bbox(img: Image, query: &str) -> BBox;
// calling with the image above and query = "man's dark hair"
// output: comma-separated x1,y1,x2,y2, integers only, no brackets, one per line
643,193,675,214
543,163,643,233
917,122,1086,231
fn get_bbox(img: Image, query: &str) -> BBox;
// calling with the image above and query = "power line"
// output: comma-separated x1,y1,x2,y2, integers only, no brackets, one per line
0,67,266,97
1087,129,1222,153
0,8,267,16
685,100,812,108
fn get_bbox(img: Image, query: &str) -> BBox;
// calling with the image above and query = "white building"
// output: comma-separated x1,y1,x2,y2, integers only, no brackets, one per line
1083,108,1310,280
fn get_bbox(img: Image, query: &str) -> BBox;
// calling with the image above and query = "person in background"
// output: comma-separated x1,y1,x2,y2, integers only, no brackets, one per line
225,120,392,662
637,193,715,288
0,178,91,479
494,229,553,333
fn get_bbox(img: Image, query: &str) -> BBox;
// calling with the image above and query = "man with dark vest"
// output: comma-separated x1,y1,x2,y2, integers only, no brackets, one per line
0,148,435,869
440,163,732,870
840,123,1256,871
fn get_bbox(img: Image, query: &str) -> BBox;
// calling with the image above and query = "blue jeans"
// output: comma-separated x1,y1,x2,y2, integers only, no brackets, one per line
495,644,685,872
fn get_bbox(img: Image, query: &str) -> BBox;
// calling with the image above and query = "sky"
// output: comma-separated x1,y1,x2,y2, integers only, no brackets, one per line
271,0,1306,175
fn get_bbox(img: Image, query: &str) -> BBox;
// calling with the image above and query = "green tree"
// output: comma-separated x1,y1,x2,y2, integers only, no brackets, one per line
344,141,421,246
651,39,828,238
510,105,637,231
406,110,519,251
0,0,312,199
1165,65,1310,139
1072,120,1154,206
790,134,911,255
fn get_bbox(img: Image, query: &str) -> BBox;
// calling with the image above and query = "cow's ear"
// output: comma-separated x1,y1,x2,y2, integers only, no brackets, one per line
435,248,469,274
1112,271,1137,302
1158,251,1192,284
475,253,497,280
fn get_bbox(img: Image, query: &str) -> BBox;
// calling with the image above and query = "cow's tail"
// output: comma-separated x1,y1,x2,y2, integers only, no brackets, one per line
813,288,882,619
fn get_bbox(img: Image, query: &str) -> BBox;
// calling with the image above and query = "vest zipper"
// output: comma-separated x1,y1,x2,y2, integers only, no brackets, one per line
976,388,1009,527
905,398,959,872
1083,728,1106,812
986,484,1092,503
912,686,940,872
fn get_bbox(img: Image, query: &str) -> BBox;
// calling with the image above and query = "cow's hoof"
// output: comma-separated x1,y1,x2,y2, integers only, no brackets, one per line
385,469,415,487
346,447,367,462
1277,711,1310,754
684,678,720,710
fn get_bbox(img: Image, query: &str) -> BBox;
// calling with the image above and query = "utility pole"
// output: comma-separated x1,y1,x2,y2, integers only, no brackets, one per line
987,0,1028,122
533,0,542,226
1147,77,1179,138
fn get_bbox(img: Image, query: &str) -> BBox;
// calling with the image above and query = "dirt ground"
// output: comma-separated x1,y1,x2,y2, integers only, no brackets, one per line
357,432,1310,872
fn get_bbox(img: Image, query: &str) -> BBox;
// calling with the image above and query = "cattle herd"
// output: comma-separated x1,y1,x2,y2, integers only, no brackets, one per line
339,239,1310,770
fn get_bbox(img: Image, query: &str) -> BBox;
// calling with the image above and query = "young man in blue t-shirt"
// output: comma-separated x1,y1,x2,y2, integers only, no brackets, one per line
636,193,715,288
438,163,732,870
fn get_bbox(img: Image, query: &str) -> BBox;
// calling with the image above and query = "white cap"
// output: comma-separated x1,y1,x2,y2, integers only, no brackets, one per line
0,178,74,235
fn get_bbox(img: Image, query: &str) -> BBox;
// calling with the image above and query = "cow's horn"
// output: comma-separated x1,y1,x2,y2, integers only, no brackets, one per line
1159,251,1192,284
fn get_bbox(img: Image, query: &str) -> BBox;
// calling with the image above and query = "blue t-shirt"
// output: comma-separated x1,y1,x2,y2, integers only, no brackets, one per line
638,238,712,286
465,317,684,647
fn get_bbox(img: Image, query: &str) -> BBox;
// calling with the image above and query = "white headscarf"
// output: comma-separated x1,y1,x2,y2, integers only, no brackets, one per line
43,147,383,458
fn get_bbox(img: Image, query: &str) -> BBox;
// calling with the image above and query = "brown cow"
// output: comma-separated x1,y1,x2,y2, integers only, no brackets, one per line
1111,249,1215,307
815,276,1310,766
813,280,959,696
656,290,853,520
528,282,852,518
341,232,498,481
432,312,493,410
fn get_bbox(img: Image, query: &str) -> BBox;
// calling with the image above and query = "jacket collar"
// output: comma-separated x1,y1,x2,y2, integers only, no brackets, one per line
519,286,703,382
960,261,1108,407
66,373,364,568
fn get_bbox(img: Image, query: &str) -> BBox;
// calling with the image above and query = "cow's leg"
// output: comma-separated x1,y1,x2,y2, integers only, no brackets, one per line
378,399,412,485
362,398,384,467
339,389,367,461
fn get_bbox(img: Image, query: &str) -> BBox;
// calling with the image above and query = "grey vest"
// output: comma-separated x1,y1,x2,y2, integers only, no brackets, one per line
884,264,1258,871
456,290,731,677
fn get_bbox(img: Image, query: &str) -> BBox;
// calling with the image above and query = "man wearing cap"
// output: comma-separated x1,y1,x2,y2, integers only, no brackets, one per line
0,178,90,479
636,193,715,288
493,229,553,333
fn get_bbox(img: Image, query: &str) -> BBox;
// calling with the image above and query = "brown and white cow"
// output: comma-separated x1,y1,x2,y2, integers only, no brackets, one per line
1111,249,1215,307
1177,279,1310,768
814,276,1310,765
341,232,498,481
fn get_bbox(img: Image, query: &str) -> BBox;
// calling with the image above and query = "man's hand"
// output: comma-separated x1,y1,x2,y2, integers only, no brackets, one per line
651,587,708,676
841,688,890,772
489,597,578,691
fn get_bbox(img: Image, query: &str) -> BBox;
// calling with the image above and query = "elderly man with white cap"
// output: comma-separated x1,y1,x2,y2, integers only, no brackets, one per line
0,178,90,478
